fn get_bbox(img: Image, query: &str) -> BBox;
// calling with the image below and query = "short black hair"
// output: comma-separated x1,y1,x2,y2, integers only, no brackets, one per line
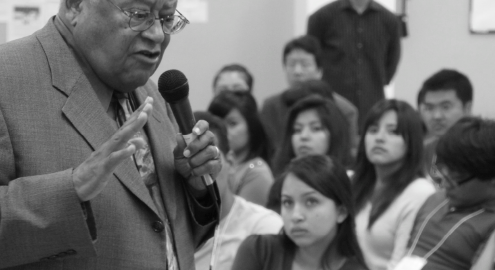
193,111,229,155
417,69,473,106
436,116,495,180
212,63,254,92
282,35,322,68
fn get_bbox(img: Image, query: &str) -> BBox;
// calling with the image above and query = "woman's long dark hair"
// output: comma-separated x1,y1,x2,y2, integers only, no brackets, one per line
353,99,424,228
281,155,367,269
208,91,271,163
272,94,350,177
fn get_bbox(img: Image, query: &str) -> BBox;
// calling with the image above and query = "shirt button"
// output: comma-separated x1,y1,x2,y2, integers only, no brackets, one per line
449,207,456,212
249,164,255,169
152,220,165,233
357,43,363,49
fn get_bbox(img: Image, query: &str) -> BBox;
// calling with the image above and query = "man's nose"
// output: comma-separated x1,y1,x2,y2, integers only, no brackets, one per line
141,19,166,44
432,107,443,119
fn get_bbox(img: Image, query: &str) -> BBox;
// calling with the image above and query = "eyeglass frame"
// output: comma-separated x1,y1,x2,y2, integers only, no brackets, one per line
429,156,475,188
106,0,190,35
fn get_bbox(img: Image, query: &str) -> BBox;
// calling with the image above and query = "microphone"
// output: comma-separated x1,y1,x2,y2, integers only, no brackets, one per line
158,69,214,186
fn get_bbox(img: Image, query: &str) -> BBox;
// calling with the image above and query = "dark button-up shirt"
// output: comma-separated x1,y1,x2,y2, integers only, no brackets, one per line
307,0,401,129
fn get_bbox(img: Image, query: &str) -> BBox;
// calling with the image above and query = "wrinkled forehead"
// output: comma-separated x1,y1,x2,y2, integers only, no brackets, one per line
116,0,177,11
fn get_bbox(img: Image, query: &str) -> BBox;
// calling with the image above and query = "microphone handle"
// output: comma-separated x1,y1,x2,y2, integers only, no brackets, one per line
169,98,214,187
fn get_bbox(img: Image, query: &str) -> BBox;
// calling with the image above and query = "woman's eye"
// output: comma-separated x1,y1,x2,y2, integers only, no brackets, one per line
281,199,293,207
367,126,378,134
311,125,323,132
306,198,318,206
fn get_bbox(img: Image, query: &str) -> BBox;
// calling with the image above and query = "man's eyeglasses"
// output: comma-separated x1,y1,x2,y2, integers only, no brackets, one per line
107,0,190,35
429,157,475,188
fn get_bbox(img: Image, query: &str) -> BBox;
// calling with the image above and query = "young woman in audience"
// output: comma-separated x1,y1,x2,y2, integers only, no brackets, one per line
212,63,253,95
352,99,436,270
193,111,283,270
272,94,350,175
232,155,368,270
208,91,273,206
267,94,350,211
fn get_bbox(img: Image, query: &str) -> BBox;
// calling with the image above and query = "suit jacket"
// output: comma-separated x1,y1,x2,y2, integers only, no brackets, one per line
0,18,217,269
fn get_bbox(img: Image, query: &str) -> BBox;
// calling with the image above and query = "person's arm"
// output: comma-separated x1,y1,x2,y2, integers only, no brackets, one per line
470,230,495,270
231,235,265,270
387,181,436,270
237,161,274,206
385,16,402,84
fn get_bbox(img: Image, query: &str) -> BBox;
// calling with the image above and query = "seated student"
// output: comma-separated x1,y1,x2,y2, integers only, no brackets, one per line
212,63,254,96
353,99,436,270
260,35,358,155
232,155,368,270
417,69,473,173
193,111,283,270
208,91,274,206
402,117,495,270
267,94,350,212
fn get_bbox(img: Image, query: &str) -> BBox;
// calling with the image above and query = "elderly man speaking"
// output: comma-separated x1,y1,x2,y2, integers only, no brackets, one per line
0,0,221,269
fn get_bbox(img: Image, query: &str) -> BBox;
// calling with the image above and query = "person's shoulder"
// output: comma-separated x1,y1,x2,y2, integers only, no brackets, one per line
312,0,341,15
243,233,285,249
403,178,436,197
235,196,283,232
245,157,272,175
261,93,284,109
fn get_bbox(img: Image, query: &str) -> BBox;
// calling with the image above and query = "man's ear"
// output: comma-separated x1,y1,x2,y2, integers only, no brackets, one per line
463,101,473,115
64,0,84,26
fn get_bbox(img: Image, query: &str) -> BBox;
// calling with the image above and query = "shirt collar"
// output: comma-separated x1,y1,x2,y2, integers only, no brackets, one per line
53,16,114,113
340,0,380,12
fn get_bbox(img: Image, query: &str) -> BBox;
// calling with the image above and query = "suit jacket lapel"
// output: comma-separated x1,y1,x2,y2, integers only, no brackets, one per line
134,88,177,220
36,18,160,217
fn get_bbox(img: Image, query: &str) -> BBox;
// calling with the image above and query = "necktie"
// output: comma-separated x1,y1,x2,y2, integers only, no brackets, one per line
113,93,179,270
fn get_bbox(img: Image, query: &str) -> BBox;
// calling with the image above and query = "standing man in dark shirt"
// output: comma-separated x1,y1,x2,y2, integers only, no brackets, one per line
307,0,401,130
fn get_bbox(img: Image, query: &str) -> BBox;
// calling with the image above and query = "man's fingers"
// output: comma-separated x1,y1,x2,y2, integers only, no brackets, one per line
103,103,152,155
183,129,215,158
189,158,222,178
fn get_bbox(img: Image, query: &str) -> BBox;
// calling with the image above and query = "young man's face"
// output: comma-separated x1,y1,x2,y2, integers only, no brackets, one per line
284,49,322,87
419,90,471,137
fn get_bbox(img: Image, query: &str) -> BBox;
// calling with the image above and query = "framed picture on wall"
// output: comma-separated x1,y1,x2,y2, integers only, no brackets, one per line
470,0,495,34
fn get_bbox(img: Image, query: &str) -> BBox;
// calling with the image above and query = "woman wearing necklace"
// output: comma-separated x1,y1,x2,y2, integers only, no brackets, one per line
232,155,368,270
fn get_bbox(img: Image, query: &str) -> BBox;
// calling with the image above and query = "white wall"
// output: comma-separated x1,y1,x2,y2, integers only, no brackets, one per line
394,0,495,118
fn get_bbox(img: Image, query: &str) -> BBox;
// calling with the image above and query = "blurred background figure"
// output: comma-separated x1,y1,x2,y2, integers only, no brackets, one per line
267,94,350,212
193,111,283,270
405,116,495,270
208,91,274,206
232,155,368,270
307,0,401,130
212,63,254,96
260,35,358,156
352,99,435,270
417,69,473,174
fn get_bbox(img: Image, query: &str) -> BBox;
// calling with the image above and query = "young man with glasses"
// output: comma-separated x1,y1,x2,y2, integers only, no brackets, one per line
399,117,495,270
0,0,220,269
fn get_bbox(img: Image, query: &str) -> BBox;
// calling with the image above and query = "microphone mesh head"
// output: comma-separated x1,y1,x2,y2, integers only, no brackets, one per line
158,69,189,104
